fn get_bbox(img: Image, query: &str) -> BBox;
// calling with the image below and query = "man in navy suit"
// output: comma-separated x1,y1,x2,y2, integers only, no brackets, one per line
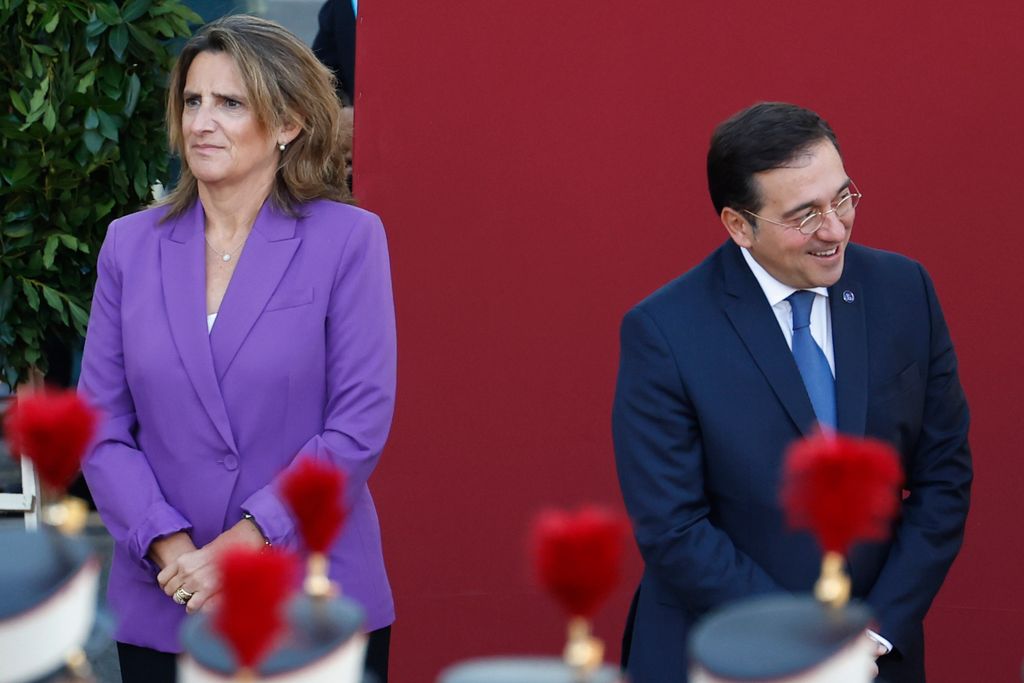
612,102,971,683
312,0,357,105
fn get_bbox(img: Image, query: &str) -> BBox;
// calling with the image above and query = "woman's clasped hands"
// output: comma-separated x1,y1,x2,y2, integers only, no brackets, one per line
152,520,266,615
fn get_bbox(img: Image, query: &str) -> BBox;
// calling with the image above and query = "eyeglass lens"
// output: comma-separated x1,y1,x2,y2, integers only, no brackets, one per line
798,193,860,234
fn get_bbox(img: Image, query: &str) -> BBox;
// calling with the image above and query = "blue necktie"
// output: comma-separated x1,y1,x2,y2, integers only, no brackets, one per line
788,291,836,428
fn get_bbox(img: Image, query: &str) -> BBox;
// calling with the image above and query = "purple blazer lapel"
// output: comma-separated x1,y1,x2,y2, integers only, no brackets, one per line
209,201,301,382
160,202,239,454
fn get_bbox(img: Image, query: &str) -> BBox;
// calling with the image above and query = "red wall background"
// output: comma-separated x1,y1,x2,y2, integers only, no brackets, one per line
353,2,1024,680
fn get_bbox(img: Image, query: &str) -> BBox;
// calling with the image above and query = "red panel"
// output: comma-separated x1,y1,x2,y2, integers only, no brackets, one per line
355,1,1024,680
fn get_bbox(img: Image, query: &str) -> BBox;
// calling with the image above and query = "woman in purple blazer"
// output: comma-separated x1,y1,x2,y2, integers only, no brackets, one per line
78,16,396,683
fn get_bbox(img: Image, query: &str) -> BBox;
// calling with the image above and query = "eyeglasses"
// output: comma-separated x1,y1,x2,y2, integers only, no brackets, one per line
743,182,862,236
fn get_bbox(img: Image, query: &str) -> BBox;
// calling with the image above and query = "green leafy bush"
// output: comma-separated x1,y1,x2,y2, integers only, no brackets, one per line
0,0,200,388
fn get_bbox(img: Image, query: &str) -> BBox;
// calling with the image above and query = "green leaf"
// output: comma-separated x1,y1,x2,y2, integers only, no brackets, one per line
98,64,124,99
121,0,151,22
86,14,107,37
68,3,90,22
52,210,69,231
41,285,63,314
109,24,129,60
43,235,59,268
83,129,103,153
97,109,119,141
75,70,96,94
20,107,44,129
166,13,190,36
68,300,89,330
42,104,56,131
67,206,91,226
0,277,13,319
3,224,33,238
94,2,120,25
22,280,40,311
123,73,141,116
152,17,175,38
30,50,44,77
84,107,98,129
17,326,39,345
32,43,58,56
4,207,34,222
28,84,47,113
127,23,162,55
94,198,115,219
111,162,128,190
1,160,32,185
75,57,102,75
9,90,28,116
171,2,203,24
43,12,60,33
58,233,80,249
133,159,149,198
25,346,43,367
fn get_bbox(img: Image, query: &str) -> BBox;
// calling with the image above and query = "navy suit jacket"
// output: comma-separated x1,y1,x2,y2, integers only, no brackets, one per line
612,240,971,683
312,0,356,104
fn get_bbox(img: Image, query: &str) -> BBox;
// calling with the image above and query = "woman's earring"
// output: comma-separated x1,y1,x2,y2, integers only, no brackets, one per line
278,142,287,151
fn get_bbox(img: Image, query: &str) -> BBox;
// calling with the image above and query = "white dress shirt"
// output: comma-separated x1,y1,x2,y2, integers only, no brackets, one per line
740,247,834,376
739,246,893,656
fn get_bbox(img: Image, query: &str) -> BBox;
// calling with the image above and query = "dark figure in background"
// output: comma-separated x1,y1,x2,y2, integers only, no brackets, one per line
312,0,357,105
613,102,972,683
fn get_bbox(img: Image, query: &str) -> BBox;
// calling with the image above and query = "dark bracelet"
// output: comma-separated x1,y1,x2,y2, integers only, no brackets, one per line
242,512,272,546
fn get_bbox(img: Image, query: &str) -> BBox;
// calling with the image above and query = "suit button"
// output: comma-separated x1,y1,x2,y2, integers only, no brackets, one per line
222,454,239,471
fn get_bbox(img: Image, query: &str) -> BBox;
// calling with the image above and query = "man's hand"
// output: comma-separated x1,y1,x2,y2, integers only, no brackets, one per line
861,630,890,679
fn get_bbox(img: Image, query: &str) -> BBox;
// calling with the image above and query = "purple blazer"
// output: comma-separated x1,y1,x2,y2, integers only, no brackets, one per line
78,198,396,652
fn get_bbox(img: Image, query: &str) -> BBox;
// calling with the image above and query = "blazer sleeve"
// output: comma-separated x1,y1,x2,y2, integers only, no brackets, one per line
240,213,397,546
865,264,972,651
613,306,781,612
78,220,192,572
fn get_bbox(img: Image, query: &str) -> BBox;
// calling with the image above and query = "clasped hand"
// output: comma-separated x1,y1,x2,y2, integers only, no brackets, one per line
152,520,266,615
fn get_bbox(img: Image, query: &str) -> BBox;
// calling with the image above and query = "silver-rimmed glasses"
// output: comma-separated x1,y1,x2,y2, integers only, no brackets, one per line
743,182,862,236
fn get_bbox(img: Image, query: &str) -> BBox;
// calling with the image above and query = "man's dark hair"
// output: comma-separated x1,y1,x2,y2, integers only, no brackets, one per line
707,102,840,215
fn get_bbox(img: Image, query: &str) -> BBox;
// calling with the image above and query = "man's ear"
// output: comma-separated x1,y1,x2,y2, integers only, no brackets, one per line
722,207,755,248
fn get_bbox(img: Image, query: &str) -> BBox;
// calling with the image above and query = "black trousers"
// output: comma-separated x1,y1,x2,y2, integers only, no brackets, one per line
117,625,391,683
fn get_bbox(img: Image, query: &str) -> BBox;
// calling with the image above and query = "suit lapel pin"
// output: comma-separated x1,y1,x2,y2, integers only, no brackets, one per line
842,290,855,303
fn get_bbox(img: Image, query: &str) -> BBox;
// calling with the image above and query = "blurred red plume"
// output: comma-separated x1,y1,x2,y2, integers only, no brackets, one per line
781,430,904,555
533,505,628,619
3,389,98,491
214,546,298,670
280,457,347,553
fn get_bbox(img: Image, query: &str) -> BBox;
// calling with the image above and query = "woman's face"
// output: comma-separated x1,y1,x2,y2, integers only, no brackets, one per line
181,51,284,192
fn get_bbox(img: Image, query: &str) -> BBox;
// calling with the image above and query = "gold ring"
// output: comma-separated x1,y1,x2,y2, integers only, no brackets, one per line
173,587,194,605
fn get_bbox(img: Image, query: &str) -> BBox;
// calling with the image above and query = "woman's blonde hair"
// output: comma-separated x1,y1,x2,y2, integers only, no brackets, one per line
162,14,353,218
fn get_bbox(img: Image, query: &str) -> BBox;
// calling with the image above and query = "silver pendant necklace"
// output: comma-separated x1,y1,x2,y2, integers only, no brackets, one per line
204,233,246,262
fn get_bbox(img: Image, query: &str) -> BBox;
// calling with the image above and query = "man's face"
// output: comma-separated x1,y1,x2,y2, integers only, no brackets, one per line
741,139,854,289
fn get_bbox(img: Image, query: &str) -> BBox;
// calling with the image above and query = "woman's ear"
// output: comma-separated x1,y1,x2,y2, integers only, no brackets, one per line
278,116,304,147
